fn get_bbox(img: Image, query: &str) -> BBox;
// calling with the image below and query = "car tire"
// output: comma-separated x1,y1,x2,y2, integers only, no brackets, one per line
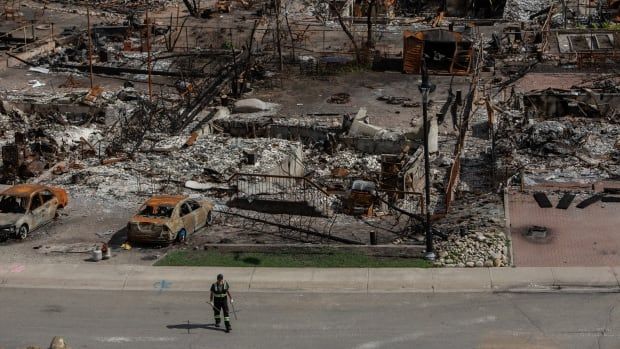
176,229,187,243
17,225,29,240
206,211,213,225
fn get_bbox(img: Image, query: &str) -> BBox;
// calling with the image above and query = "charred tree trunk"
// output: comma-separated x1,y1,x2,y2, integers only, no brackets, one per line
328,0,361,65
275,0,284,70
284,2,296,62
183,0,198,16
365,0,376,50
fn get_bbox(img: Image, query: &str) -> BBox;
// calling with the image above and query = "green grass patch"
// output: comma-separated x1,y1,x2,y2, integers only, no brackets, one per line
155,250,433,268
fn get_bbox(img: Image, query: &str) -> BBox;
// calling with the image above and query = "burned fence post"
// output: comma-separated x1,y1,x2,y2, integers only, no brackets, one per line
369,231,377,245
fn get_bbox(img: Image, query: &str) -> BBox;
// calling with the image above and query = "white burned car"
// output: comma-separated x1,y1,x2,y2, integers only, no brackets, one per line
0,184,69,240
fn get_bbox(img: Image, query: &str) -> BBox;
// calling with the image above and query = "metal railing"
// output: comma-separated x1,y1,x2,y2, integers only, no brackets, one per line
2,22,54,53
228,173,334,217
376,189,424,216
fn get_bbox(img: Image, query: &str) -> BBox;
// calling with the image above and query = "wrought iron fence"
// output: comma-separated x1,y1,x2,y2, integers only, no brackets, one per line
228,173,334,216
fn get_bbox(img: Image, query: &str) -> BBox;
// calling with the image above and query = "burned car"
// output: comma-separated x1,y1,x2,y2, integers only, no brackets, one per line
343,180,377,216
0,184,69,240
127,195,214,244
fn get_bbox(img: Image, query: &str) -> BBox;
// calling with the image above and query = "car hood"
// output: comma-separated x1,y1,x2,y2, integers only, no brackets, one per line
0,213,22,227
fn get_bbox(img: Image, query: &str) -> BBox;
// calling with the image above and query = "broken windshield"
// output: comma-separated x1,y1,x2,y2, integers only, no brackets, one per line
138,205,174,218
0,195,28,214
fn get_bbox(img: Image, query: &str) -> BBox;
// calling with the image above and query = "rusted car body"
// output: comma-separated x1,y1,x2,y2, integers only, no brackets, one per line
344,180,377,216
127,195,214,244
0,184,69,240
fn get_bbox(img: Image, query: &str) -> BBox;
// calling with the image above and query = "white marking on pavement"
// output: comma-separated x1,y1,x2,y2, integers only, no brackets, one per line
95,336,176,343
456,315,497,325
354,332,423,349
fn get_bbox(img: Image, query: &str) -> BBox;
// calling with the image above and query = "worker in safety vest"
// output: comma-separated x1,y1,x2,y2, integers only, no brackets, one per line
209,273,233,332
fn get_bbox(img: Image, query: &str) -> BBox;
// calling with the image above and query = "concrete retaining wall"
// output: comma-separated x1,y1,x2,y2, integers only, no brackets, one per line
227,198,323,217
524,90,620,118
7,100,105,117
341,136,417,155
216,119,338,144
266,144,305,177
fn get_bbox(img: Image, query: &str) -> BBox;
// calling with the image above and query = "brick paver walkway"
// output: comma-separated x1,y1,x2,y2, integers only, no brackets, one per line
509,190,620,266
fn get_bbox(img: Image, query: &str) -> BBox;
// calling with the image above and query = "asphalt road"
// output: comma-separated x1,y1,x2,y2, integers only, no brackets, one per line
1,288,619,349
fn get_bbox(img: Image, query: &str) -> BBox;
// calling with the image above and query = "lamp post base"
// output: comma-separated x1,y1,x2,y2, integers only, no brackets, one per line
424,251,436,261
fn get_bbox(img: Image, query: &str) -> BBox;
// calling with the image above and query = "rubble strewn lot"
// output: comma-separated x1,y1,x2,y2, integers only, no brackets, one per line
41,0,175,12
0,0,619,268
496,115,620,183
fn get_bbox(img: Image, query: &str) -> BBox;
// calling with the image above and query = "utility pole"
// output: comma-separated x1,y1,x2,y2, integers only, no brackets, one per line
87,5,94,89
419,57,436,261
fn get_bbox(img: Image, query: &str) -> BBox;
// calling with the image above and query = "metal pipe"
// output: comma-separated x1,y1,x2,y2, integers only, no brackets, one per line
419,58,435,261
422,89,433,258
146,7,153,101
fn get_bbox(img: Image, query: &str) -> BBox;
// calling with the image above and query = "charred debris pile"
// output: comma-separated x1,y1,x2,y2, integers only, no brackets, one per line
0,0,619,264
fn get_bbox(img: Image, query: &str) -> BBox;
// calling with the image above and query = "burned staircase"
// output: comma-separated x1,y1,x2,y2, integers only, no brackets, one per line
222,173,363,244
227,173,334,217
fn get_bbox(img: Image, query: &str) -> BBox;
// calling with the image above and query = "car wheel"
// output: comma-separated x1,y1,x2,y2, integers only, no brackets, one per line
176,229,187,243
206,211,213,225
17,225,29,240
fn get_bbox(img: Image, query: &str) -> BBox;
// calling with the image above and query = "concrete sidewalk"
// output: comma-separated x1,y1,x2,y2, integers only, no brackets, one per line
0,263,619,293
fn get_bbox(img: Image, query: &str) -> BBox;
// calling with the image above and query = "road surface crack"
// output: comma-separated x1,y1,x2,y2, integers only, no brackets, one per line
598,301,618,349
511,301,546,336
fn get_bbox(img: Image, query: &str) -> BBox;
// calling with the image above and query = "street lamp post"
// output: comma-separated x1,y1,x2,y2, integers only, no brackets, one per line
419,58,436,261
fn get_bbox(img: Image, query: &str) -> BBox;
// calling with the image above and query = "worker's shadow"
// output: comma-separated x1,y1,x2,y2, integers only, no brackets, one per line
167,323,227,332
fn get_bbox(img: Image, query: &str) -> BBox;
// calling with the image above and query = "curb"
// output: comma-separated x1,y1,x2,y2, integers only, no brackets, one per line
497,286,620,294
1,264,619,293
